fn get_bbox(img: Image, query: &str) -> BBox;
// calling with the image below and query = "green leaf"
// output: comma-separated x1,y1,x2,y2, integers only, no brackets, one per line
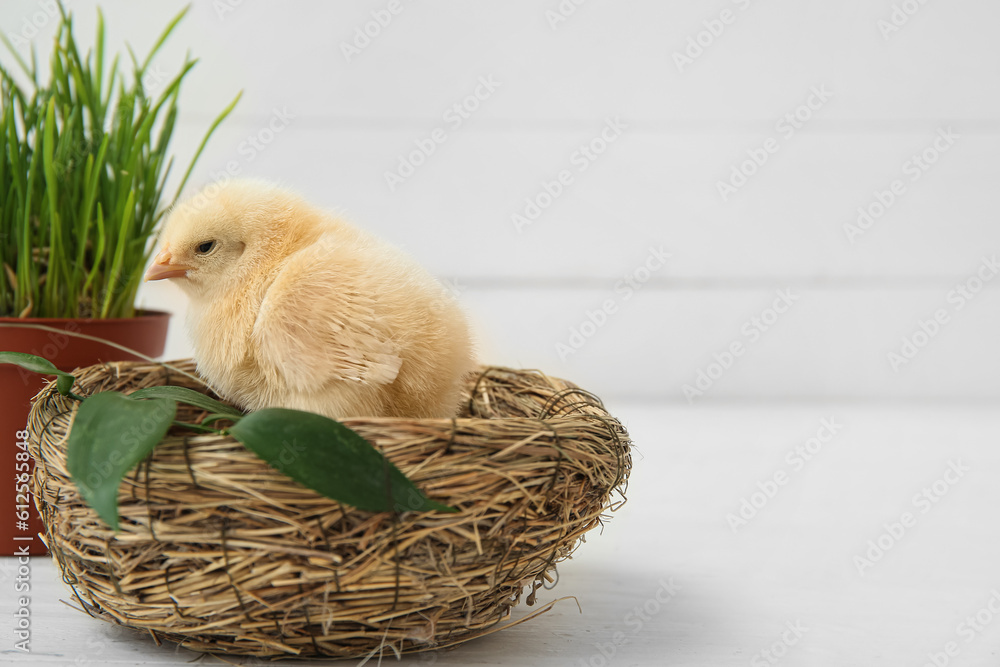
129,385,243,417
229,408,455,514
0,350,75,395
66,391,176,530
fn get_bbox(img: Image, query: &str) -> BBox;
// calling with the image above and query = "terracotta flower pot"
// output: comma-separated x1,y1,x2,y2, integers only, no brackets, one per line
0,310,170,555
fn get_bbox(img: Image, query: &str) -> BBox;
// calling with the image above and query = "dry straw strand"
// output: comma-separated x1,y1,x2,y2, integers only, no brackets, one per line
28,360,632,659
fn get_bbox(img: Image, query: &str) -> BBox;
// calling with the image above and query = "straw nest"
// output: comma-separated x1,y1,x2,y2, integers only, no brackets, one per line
27,360,631,659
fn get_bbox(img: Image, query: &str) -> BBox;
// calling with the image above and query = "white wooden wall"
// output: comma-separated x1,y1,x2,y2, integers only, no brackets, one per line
5,0,998,400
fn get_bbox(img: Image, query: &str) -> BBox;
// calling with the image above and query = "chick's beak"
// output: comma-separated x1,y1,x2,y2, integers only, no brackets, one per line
144,249,193,282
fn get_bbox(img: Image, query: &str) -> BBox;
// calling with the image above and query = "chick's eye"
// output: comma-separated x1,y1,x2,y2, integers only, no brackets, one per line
195,240,217,255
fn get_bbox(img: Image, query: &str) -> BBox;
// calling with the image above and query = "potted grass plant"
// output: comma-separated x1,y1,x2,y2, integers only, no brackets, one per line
0,2,239,554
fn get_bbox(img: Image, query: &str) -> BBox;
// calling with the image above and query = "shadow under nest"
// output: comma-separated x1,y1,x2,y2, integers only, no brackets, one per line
27,360,632,659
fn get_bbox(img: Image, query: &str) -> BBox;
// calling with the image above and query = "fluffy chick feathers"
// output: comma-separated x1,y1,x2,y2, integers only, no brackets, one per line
147,180,475,419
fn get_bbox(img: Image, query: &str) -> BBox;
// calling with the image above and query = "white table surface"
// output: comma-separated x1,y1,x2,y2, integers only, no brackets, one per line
3,402,999,666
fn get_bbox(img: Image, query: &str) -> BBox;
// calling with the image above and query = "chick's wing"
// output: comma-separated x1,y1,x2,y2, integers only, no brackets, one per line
251,239,403,391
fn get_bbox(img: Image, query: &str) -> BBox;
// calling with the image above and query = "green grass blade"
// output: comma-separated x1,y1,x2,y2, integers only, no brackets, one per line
19,107,43,317
94,8,105,104
101,53,119,121
41,98,61,314
100,189,134,317
83,203,105,293
172,89,242,205
0,31,34,81
139,4,190,75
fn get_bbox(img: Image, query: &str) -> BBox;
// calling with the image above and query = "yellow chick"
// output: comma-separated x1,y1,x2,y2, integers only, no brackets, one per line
144,180,476,419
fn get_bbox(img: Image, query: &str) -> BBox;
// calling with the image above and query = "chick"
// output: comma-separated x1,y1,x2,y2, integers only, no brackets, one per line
144,180,476,419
